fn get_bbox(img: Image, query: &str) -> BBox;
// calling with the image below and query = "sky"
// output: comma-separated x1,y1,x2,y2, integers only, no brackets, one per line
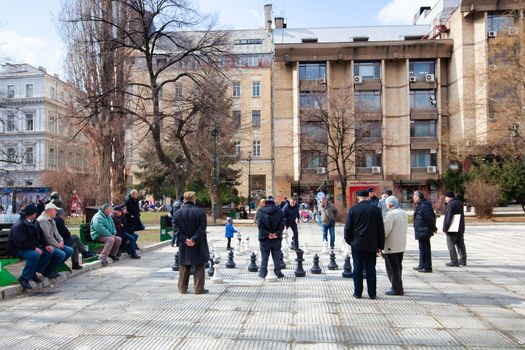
0,0,434,77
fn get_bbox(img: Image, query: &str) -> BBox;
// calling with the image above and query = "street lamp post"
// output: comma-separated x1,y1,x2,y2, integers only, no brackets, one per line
247,154,252,214
211,127,219,225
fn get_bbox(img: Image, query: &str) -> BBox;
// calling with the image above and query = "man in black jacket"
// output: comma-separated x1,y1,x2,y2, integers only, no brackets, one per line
7,203,56,289
443,191,467,266
170,196,183,247
125,189,145,233
55,208,94,270
413,190,436,273
282,196,300,250
173,191,210,294
256,196,285,279
344,190,385,299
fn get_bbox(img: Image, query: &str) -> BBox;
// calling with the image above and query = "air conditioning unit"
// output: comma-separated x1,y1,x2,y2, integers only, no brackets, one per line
409,75,417,83
317,167,327,175
318,78,326,85
371,166,382,174
427,166,437,174
488,64,497,70
488,31,497,38
425,74,435,83
354,76,363,84
508,28,517,36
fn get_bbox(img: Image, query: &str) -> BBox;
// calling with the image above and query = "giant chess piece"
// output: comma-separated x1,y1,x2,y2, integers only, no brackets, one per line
310,254,322,274
208,256,215,277
328,250,339,270
244,234,250,252
235,232,242,252
211,256,224,284
280,250,287,270
342,255,352,278
282,246,290,263
282,231,290,250
294,249,306,277
321,240,329,254
266,258,278,282
171,251,180,271
344,243,352,257
248,252,259,272
303,241,310,255
225,250,236,269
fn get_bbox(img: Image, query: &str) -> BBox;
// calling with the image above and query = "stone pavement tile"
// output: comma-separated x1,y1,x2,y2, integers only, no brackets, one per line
60,335,128,350
398,328,460,346
377,303,430,316
508,330,525,347
66,309,120,322
56,298,99,310
294,311,339,325
245,311,292,325
71,290,113,300
486,316,525,330
449,329,518,348
8,334,74,350
340,313,390,328
240,324,291,342
187,323,241,339
346,327,403,345
386,314,442,328
251,300,297,313
0,320,50,337
117,336,181,350
7,298,57,310
198,310,247,324
85,299,133,310
468,306,521,318
433,315,491,329
85,320,150,336
337,302,381,314
292,325,346,343
0,309,33,321
134,321,194,337
210,299,254,312
0,336,29,348
20,309,79,322
292,343,346,350
176,338,237,349
296,301,337,313
425,304,473,318
36,321,97,337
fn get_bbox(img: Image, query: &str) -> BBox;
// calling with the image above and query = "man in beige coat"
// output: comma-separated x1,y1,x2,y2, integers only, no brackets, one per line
382,196,407,296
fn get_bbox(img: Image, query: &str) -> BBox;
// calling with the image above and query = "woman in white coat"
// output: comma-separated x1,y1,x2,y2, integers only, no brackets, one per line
382,196,407,296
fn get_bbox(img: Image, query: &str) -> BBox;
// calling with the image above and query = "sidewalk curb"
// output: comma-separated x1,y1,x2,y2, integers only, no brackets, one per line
0,240,171,301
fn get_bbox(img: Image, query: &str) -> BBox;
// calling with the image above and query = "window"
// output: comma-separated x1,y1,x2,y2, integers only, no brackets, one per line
232,110,241,127
299,62,326,81
7,115,15,132
354,62,381,79
236,55,259,67
48,148,56,168
25,84,33,98
232,82,241,97
25,114,34,131
409,61,435,81
175,83,183,98
300,93,326,110
356,151,382,168
25,180,33,186
252,110,261,128
58,91,64,102
6,147,16,163
355,90,381,110
302,122,327,142
249,175,266,194
48,114,57,133
7,85,14,98
356,121,382,139
58,150,65,167
411,150,437,168
301,151,327,169
234,141,241,156
252,81,260,97
234,39,263,45
252,140,261,157
67,151,73,168
411,120,437,137
49,86,56,100
488,11,515,32
24,147,34,165
410,90,436,110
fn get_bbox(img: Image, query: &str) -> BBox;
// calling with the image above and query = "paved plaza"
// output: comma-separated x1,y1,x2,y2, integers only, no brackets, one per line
0,223,524,349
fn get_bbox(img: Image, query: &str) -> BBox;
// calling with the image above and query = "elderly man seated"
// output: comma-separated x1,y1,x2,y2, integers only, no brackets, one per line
90,203,122,266
7,203,62,289
37,203,74,278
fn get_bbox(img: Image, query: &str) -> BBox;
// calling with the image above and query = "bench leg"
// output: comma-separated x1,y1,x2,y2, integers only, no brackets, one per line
0,263,18,286
56,262,72,273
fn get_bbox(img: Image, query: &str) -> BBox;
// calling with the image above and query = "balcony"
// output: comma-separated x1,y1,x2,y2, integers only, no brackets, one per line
299,79,327,93
410,137,438,150
411,167,439,180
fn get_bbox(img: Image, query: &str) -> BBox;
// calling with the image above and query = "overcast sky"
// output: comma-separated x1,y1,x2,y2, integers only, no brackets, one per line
0,0,434,77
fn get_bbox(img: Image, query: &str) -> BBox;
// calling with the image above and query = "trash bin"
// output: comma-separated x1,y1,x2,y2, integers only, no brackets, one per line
160,215,173,242
230,209,237,220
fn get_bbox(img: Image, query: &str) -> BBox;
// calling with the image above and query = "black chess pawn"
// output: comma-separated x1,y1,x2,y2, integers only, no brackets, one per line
328,250,339,270
171,251,179,271
248,252,259,272
208,257,215,277
225,250,236,268
280,250,286,270
342,255,352,278
294,249,306,277
310,254,322,274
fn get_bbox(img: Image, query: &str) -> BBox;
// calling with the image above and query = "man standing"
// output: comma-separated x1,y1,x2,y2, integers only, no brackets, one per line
413,191,436,273
256,196,285,279
368,188,379,207
382,196,407,296
443,191,467,266
378,189,393,218
282,196,300,250
344,190,385,299
173,191,210,294
319,197,338,250
170,196,183,247
125,189,145,233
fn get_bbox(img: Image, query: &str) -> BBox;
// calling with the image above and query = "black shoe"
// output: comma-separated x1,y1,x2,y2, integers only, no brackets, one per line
18,277,32,289
413,266,422,271
195,289,209,294
136,245,141,251
418,269,433,273
72,263,83,270
130,254,141,259
459,260,467,266
385,289,404,296
369,296,377,300
352,294,362,299
276,273,285,279
108,254,120,262
116,252,122,258
32,274,42,283
43,271,59,279
445,261,459,267
258,274,267,279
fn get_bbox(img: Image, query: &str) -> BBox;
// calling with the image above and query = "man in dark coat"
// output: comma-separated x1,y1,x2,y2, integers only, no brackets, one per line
282,196,300,250
173,191,210,294
368,187,379,207
170,196,183,247
344,190,385,299
55,208,94,270
256,196,285,279
125,189,145,233
443,191,467,266
413,190,436,273
7,203,57,289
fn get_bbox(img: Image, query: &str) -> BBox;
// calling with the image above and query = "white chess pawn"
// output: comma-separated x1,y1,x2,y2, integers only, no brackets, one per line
265,258,278,282
244,235,250,251
282,231,290,249
321,240,329,254
211,256,224,284
303,241,310,254
282,247,290,263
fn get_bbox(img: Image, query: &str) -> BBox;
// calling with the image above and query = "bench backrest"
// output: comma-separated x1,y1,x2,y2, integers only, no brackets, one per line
0,229,10,257
80,223,93,244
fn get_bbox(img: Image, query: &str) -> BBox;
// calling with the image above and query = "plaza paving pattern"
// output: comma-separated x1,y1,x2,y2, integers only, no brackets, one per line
1,223,524,349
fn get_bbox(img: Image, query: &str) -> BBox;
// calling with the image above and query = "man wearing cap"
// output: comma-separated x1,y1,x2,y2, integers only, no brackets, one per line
37,203,74,278
413,190,436,273
368,188,379,207
112,205,140,259
378,189,393,218
344,189,385,299
173,191,210,294
90,203,122,266
443,191,466,267
256,196,285,279
382,196,407,296
7,204,59,289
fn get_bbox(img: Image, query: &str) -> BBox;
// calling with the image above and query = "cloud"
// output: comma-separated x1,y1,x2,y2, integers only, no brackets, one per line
377,0,434,25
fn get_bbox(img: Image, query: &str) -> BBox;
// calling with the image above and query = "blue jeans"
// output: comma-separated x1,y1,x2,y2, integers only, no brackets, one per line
16,248,53,281
351,247,377,298
124,232,138,255
57,245,74,263
322,223,335,249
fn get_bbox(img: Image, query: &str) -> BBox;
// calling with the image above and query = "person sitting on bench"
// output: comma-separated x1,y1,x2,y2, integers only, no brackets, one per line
6,203,60,289
90,203,122,266
112,205,140,259
55,208,95,270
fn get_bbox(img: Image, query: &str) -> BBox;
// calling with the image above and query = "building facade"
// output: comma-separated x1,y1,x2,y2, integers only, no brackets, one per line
0,64,89,188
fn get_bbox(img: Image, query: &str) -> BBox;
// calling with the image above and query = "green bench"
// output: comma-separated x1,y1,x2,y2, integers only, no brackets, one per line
79,223,103,262
160,215,173,242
